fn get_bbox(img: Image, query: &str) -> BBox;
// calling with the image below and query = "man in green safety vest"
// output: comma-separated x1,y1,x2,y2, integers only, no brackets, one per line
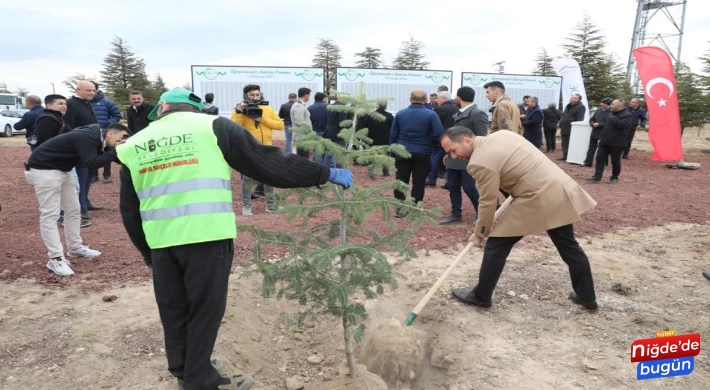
116,88,353,390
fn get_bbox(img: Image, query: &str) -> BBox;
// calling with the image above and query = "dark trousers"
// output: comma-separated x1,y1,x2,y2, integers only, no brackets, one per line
446,168,479,217
544,126,557,151
594,145,623,179
561,133,570,158
75,167,91,212
296,148,310,160
427,147,446,184
584,138,599,166
90,162,112,180
623,127,637,157
470,224,596,303
394,152,431,203
152,239,234,390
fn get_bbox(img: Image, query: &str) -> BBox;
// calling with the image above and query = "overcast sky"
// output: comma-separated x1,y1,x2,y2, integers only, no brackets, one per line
1,0,708,99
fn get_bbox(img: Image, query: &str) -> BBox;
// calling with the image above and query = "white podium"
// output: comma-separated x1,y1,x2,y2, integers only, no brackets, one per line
566,121,592,165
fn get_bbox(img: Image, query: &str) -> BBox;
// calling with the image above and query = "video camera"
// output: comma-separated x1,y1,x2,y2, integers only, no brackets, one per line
239,100,270,118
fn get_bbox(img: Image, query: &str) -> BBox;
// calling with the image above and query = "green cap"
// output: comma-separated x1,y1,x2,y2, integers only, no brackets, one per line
148,88,203,120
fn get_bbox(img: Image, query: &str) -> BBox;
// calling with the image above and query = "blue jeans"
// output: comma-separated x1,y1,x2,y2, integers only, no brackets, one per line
76,167,91,212
446,168,479,218
284,125,293,153
427,147,446,184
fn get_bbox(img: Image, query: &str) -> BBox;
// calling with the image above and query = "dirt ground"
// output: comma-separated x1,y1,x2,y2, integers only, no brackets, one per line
0,222,708,389
1,130,709,389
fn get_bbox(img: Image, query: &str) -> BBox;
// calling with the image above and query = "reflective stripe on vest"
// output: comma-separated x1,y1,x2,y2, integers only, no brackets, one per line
116,112,236,249
136,178,231,200
140,201,233,221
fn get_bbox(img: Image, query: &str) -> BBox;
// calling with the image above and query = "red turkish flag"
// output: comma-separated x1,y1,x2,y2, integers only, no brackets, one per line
633,47,683,161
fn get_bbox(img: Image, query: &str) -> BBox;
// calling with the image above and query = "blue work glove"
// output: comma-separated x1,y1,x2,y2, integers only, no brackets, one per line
328,168,353,189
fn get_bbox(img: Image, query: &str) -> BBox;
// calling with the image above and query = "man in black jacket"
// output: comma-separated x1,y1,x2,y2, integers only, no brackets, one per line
585,99,633,184
439,87,488,225
25,123,129,276
558,94,586,161
13,95,44,150
356,100,394,178
542,103,561,153
64,80,103,218
279,93,297,153
428,91,458,186
127,91,154,134
584,98,613,167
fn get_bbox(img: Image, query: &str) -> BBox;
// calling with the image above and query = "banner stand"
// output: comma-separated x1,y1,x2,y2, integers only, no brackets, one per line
566,122,592,165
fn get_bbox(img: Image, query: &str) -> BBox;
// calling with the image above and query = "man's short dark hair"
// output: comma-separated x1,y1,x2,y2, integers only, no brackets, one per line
204,93,214,103
298,87,312,98
456,87,475,103
92,81,100,90
438,85,449,92
129,91,143,96
106,123,128,132
45,94,66,106
314,92,326,102
523,95,530,100
26,95,42,106
440,126,474,142
483,81,505,92
243,84,261,94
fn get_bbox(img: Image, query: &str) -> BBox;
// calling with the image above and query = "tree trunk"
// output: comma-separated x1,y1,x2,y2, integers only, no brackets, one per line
339,192,357,377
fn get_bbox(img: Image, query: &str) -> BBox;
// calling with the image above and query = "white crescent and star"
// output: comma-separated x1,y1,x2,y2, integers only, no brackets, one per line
645,77,674,107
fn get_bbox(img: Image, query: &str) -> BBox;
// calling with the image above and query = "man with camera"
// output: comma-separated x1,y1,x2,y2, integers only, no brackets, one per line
230,84,285,216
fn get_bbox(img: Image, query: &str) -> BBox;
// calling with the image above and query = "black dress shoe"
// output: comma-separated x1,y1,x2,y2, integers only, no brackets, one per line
569,292,598,312
557,157,566,161
585,177,601,182
439,215,463,225
451,288,492,308
703,271,710,281
88,205,104,211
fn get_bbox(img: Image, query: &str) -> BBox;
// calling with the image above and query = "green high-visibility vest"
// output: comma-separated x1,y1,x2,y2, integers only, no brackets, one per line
116,112,236,249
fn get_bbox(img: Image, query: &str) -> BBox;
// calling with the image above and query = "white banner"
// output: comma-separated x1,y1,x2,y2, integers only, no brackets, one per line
335,68,453,113
551,58,590,122
460,72,562,120
191,66,325,118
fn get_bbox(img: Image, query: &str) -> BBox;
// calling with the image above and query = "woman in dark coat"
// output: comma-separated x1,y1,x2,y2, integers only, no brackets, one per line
522,96,544,149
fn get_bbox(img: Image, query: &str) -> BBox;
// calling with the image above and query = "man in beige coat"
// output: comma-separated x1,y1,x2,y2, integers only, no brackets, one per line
439,126,599,312
484,81,523,135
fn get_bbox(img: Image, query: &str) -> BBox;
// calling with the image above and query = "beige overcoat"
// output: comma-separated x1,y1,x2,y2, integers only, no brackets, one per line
489,94,523,136
467,131,597,238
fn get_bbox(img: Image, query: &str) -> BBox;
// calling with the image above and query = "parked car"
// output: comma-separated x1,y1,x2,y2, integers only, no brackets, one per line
0,109,29,137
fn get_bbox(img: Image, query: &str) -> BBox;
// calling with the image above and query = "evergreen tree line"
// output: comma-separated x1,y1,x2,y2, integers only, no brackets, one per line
532,15,710,132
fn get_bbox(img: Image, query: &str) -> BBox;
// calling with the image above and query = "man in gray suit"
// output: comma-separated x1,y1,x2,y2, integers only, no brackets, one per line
440,87,488,225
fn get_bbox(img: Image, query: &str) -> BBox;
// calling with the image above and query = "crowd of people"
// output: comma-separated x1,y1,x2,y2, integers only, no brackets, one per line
13,77,667,390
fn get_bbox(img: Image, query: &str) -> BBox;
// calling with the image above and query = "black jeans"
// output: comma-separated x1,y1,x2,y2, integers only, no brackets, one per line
446,168,479,218
594,145,623,179
394,152,431,203
470,224,596,303
543,126,557,151
624,127,637,157
584,138,599,166
151,239,234,390
561,133,570,158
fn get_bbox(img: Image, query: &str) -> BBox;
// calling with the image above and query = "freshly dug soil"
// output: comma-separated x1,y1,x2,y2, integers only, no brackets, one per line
358,318,426,386
1,138,709,289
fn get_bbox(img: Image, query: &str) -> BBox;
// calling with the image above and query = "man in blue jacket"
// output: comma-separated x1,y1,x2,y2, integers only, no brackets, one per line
390,89,444,217
13,95,43,150
89,81,122,183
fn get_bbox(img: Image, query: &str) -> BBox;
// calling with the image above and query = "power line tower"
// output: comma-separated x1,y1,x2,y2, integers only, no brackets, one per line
492,61,505,74
626,0,688,96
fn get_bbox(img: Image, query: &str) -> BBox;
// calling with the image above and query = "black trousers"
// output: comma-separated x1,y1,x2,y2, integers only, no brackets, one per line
90,162,112,179
623,127,637,157
561,133,570,158
594,145,623,179
543,126,557,151
394,152,431,203
584,138,599,166
470,224,596,303
152,239,234,390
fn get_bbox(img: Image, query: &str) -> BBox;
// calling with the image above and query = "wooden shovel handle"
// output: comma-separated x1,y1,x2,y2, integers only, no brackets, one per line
410,242,475,316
